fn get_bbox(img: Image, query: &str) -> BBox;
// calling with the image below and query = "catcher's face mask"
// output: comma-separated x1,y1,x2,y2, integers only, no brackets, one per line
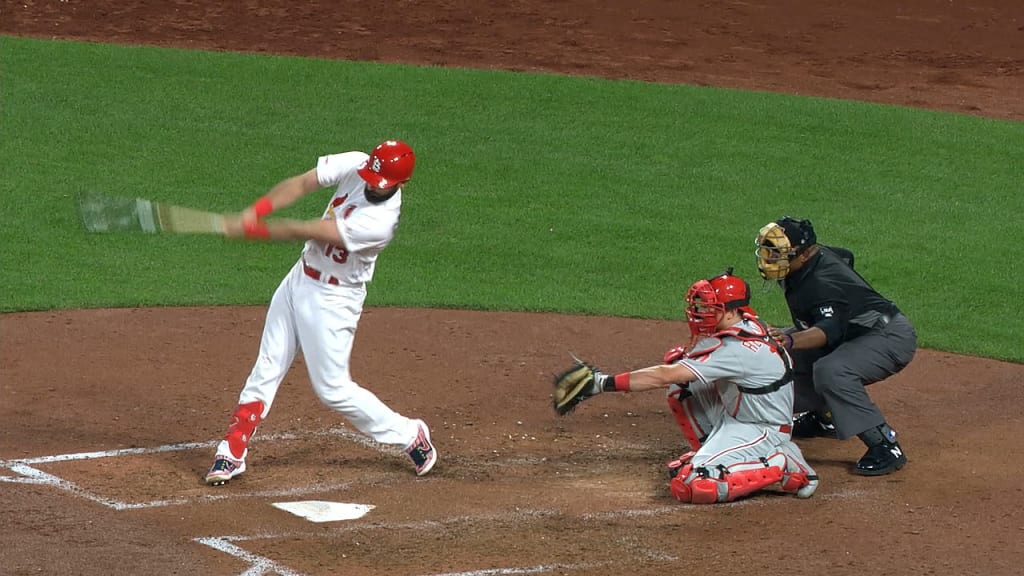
755,222,795,280
756,217,817,281
685,280,725,337
685,271,752,336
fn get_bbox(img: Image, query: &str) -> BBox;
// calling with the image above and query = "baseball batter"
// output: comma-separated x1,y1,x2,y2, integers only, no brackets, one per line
553,270,817,504
205,140,437,486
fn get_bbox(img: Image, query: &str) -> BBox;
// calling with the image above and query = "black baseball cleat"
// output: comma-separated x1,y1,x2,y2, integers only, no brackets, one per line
791,411,838,439
855,440,907,476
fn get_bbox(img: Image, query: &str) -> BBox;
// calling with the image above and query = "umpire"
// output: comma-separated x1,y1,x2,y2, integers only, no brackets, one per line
755,216,916,476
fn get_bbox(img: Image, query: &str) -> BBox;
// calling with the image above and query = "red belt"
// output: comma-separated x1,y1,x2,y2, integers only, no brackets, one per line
779,425,792,434
302,259,340,286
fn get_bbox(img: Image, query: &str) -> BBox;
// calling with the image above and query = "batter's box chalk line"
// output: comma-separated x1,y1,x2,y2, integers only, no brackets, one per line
196,532,603,576
194,509,660,576
0,427,382,510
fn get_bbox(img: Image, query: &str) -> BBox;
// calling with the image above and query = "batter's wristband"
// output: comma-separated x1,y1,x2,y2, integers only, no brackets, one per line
243,220,270,239
784,333,794,350
613,372,631,392
251,197,274,218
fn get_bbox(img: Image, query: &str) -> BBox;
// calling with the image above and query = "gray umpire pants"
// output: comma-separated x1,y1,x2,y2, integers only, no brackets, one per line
790,314,917,440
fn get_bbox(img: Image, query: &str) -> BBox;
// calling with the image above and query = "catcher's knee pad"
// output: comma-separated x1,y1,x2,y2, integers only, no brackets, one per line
666,450,697,479
225,400,265,459
669,463,695,502
688,476,721,505
666,386,704,451
670,466,725,505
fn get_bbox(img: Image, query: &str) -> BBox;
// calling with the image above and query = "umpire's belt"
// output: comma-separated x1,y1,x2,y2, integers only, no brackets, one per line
302,258,341,286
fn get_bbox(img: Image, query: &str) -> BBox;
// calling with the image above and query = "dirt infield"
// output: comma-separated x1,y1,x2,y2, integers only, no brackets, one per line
2,2,1023,575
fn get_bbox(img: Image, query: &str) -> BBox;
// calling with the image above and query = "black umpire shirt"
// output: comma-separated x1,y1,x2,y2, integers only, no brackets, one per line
781,246,901,351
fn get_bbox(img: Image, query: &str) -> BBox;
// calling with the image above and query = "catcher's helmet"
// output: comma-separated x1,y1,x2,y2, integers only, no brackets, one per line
755,216,816,281
358,140,416,189
685,268,755,337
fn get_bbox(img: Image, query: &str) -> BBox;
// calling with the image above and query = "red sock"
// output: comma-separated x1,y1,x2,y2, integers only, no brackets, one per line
225,400,264,459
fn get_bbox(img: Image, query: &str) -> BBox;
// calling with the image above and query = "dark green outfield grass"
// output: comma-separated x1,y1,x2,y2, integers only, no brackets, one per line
1,36,1022,361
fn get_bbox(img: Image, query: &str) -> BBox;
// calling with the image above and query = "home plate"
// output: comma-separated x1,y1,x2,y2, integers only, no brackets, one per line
272,501,375,523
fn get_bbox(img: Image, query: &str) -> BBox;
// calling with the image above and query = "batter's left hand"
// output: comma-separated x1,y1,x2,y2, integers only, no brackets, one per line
222,213,248,238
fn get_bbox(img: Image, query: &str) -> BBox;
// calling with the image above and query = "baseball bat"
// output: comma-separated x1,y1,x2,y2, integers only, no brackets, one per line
77,191,224,235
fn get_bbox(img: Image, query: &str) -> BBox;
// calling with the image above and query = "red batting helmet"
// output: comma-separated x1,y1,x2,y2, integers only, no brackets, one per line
684,268,755,337
357,140,416,189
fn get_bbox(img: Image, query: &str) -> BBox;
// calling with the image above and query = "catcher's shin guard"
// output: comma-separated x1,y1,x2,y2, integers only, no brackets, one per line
666,385,705,451
671,455,787,504
722,461,784,502
224,400,265,459
669,463,695,502
669,464,724,504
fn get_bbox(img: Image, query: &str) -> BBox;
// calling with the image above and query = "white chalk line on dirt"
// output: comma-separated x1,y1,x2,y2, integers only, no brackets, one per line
0,427,389,510
0,461,357,510
4,434,860,573
2,430,865,576
195,537,306,576
205,509,561,542
197,533,595,576
0,426,581,510
195,510,604,576
0,427,374,466
423,564,600,576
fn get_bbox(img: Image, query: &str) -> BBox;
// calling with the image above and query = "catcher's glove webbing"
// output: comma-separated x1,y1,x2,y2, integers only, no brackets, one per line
552,362,605,416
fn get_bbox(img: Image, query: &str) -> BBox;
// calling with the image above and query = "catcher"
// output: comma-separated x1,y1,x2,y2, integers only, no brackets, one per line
553,270,818,504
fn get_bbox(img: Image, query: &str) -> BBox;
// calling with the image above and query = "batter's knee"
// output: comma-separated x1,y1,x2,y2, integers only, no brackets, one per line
314,379,359,408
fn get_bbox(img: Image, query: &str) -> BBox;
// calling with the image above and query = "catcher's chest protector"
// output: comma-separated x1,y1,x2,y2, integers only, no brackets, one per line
685,321,793,395
686,320,782,360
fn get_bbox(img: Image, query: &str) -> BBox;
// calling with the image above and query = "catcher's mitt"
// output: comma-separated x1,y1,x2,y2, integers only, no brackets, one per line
552,362,605,416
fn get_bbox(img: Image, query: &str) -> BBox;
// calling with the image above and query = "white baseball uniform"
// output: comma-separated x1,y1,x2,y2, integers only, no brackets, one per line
668,317,818,502
233,151,420,447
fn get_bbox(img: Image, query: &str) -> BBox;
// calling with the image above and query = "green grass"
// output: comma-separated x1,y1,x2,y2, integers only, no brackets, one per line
2,36,1022,362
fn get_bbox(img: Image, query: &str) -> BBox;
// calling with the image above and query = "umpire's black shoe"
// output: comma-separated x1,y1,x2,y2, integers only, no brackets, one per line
791,411,838,439
855,440,907,476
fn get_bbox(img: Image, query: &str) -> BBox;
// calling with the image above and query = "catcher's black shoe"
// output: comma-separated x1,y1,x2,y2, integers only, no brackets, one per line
855,440,907,476
791,411,838,439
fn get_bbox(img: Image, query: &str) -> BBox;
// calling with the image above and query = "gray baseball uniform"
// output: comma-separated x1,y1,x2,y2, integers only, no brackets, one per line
668,317,817,502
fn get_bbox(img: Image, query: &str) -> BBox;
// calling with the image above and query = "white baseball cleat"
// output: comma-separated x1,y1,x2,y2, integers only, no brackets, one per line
796,474,819,499
205,454,246,486
405,419,437,476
